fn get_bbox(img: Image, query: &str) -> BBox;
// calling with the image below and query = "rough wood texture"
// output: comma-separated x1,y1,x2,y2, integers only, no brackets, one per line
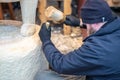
51,33,83,54
0,20,83,80
0,1,84,80
0,0,49,80
63,0,72,35
0,20,48,80
38,0,47,23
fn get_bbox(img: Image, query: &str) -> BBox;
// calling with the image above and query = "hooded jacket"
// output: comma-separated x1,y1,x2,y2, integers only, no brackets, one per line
42,17,120,80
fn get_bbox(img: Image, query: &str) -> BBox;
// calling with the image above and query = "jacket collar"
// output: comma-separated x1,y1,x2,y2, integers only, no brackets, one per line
83,17,120,42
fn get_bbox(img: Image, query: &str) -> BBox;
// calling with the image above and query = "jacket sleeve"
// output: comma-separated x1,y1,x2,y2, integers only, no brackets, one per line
42,40,102,75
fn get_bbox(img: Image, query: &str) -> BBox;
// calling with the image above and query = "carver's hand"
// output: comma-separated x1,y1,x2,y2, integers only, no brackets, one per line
39,23,51,43
64,15,80,26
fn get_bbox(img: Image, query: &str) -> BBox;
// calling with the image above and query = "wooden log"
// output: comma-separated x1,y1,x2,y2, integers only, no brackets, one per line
0,3,15,20
63,0,72,35
38,0,47,23
0,3,3,20
8,3,15,20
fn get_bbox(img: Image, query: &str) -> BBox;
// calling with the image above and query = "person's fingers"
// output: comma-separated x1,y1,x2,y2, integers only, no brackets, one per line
66,15,71,20
64,20,71,25
42,23,48,30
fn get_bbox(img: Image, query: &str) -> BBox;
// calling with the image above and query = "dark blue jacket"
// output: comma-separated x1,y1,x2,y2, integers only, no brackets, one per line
42,17,120,80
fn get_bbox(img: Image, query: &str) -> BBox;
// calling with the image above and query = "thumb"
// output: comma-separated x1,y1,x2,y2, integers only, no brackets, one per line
64,20,71,25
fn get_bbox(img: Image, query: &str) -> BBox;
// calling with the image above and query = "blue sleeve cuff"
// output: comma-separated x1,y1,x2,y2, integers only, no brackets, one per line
42,40,54,50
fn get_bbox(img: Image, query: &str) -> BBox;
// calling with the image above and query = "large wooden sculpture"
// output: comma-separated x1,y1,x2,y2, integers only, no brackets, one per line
0,0,48,80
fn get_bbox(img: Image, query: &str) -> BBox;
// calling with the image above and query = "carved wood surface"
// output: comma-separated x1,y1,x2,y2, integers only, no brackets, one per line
0,20,48,80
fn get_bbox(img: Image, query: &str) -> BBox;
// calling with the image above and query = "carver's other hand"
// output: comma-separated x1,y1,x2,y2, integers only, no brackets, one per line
64,15,80,26
39,23,51,43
